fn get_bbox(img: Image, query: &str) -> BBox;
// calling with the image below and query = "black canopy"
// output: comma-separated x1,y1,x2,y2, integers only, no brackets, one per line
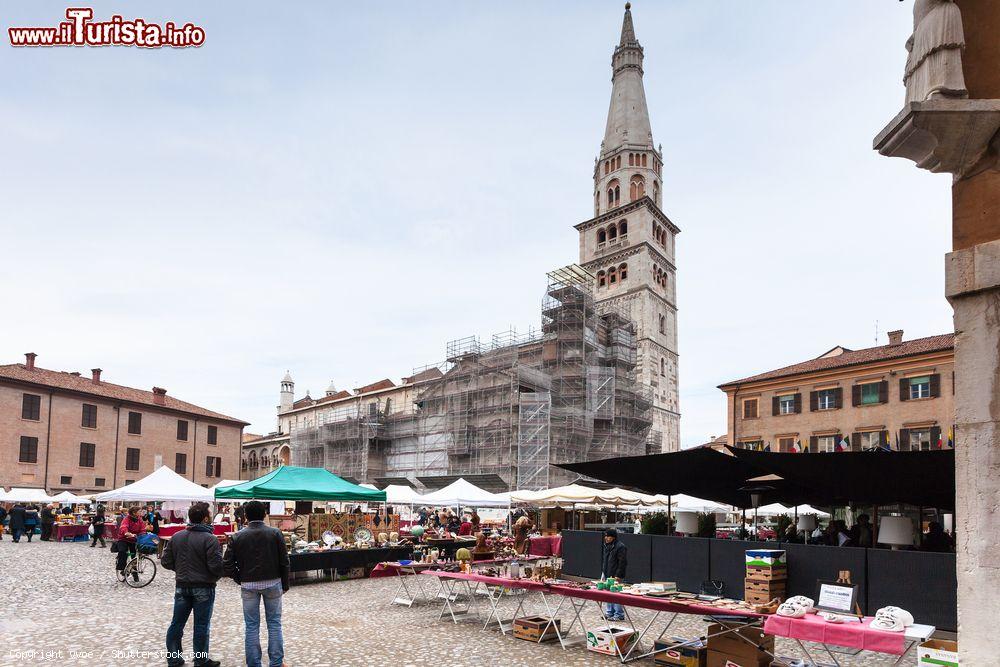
556,447,955,510
728,447,955,510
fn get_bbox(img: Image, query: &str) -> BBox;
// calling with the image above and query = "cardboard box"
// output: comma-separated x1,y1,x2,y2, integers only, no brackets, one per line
744,590,784,605
586,625,638,656
705,650,770,667
917,639,959,667
706,624,774,664
745,579,786,595
653,637,706,667
745,565,787,581
745,549,786,568
513,616,560,643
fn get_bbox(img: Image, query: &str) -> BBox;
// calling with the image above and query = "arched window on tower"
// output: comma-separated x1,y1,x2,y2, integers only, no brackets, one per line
619,263,628,280
597,229,607,246
597,270,606,287
630,175,645,201
618,220,628,237
607,179,620,210
659,315,666,335
661,358,666,377
653,180,660,206
607,224,617,241
604,161,610,175
608,267,618,284
641,154,648,167
614,185,621,206
628,153,634,166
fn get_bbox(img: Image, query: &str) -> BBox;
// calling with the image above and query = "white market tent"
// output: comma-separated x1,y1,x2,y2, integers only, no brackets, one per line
4,487,55,503
509,483,612,506
51,491,92,505
414,478,510,508
383,484,421,505
94,466,214,503
756,502,830,518
671,494,731,514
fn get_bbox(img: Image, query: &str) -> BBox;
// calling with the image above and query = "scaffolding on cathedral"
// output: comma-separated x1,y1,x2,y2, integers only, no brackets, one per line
287,265,652,491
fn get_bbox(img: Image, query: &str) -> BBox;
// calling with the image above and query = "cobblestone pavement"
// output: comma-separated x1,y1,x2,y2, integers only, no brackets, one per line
0,539,916,666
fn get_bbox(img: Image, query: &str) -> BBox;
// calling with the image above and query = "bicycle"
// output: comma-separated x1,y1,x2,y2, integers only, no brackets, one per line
116,544,157,588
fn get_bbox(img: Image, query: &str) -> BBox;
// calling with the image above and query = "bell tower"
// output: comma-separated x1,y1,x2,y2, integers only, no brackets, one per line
575,3,680,452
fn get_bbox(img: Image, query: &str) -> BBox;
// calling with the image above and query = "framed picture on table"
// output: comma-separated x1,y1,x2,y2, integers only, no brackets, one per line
814,579,859,616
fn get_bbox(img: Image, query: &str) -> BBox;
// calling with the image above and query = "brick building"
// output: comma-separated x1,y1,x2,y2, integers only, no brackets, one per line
1,353,247,493
718,331,954,453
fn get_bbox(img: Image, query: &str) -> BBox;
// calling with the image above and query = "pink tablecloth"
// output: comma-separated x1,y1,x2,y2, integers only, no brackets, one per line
764,613,906,655
158,523,232,538
527,535,562,557
53,524,90,541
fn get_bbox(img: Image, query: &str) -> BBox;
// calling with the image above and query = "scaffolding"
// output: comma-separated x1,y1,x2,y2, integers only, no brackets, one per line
287,264,651,491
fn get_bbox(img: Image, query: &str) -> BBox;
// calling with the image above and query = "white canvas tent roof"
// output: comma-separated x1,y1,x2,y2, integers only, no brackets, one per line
51,491,91,505
414,478,509,508
755,502,830,518
671,494,731,513
4,487,55,503
94,466,214,503
509,484,609,505
210,480,244,492
383,484,421,504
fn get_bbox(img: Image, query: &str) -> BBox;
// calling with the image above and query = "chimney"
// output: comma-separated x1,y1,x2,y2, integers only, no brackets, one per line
887,329,904,346
152,387,167,405
69,372,81,377
91,368,102,384
25,352,37,370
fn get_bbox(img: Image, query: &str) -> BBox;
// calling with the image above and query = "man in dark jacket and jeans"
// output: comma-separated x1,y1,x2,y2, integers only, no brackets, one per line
224,500,289,667
161,502,223,667
601,528,628,621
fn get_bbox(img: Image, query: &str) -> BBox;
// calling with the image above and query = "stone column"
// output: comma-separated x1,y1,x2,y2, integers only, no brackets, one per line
875,2,1000,661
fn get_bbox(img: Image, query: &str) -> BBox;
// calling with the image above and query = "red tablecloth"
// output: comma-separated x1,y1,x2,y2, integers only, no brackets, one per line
421,570,765,618
527,535,562,557
371,555,544,578
53,524,90,541
158,523,232,538
764,613,906,655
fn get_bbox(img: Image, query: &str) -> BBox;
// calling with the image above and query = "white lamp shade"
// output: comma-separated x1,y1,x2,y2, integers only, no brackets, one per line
675,511,698,535
797,515,817,531
878,516,913,546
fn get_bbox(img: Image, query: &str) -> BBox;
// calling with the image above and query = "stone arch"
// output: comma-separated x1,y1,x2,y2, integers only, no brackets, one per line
597,270,606,287
619,263,628,280
618,219,628,237
629,174,645,201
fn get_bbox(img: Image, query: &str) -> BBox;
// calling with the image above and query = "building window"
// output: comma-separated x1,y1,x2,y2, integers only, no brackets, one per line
777,436,795,453
19,436,39,463
125,447,140,471
860,431,883,450
859,382,880,405
177,420,189,441
207,425,218,445
909,429,932,451
608,267,618,284
816,435,837,453
778,394,796,415
909,376,931,399
629,174,645,201
618,220,628,237
22,394,41,420
597,229,607,246
125,480,135,485
660,357,666,377
127,411,142,435
597,271,606,287
60,475,72,485
816,389,838,410
659,315,666,335
175,453,187,475
79,442,96,468
95,477,106,487
740,440,764,451
619,263,628,280
742,398,759,419
641,153,648,167
81,404,97,428
206,456,221,478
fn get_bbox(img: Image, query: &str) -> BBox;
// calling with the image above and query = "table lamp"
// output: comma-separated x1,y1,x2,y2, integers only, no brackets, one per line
675,511,698,536
878,516,913,550
796,515,817,533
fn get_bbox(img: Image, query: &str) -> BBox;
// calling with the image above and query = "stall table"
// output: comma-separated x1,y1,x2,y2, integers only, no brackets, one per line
53,524,90,541
527,535,562,557
764,613,935,666
288,546,412,583
373,555,545,607
420,570,769,664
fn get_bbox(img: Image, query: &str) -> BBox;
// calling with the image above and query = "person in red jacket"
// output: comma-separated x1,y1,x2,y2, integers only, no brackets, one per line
116,506,148,575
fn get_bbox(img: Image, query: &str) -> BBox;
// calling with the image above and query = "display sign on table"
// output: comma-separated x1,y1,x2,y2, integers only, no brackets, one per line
815,580,859,615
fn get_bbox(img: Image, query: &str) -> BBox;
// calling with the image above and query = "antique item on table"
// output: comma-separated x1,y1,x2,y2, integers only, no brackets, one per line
389,531,399,543
353,527,373,544
870,606,915,632
321,531,341,547
776,595,814,619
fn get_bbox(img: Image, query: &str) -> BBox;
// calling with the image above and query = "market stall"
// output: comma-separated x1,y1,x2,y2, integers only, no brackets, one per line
413,478,509,508
94,466,214,503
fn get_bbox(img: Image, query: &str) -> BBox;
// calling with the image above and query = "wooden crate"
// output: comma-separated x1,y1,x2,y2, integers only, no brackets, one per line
744,589,784,605
513,616,560,643
745,565,786,581
744,578,786,595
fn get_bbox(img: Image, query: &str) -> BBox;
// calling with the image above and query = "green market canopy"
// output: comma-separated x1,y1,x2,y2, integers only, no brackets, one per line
214,466,386,502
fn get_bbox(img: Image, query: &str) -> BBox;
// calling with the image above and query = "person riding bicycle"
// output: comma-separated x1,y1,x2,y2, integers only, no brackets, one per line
116,506,148,576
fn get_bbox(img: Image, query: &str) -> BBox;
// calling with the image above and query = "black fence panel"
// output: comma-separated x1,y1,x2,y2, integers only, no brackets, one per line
650,536,711,593
618,533,652,583
562,530,602,579
782,543,868,614
868,549,956,631
708,539,778,599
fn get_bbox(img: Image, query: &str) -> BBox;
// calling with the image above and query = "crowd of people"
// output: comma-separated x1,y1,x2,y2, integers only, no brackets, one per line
776,513,956,552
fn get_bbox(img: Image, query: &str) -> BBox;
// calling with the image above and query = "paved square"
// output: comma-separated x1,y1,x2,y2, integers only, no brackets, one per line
0,540,913,665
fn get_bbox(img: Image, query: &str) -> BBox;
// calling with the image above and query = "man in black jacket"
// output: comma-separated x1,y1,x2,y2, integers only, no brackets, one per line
40,504,55,541
8,503,26,542
601,528,628,621
161,502,223,667
224,500,289,667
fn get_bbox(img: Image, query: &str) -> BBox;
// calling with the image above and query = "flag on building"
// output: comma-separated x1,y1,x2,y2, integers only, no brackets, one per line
937,430,944,449
790,440,800,453
764,442,771,452
948,427,954,449
836,435,849,452
802,440,809,453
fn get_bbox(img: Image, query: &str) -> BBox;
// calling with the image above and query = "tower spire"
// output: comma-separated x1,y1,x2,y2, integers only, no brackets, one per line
602,3,653,154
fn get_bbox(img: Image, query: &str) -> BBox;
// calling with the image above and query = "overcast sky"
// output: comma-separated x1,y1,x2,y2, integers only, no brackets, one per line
1,2,953,447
